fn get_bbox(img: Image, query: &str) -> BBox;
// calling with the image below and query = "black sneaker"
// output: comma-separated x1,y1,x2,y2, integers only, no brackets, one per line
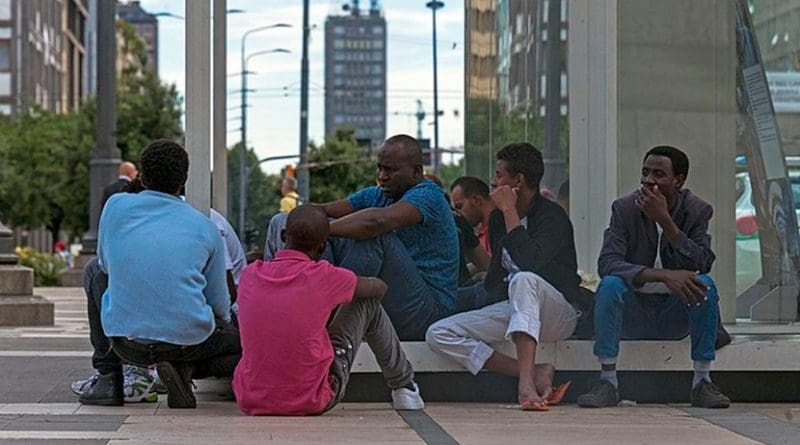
691,380,730,409
78,372,124,406
156,362,197,409
577,380,619,408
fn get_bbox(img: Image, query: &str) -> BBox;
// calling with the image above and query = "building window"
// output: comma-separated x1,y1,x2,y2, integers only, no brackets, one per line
0,0,9,20
334,26,345,34
334,39,344,49
373,26,383,35
0,73,10,96
0,40,9,71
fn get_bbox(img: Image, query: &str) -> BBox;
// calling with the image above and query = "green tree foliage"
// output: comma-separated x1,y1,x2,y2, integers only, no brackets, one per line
463,98,568,185
307,127,376,203
0,110,86,241
0,21,183,246
227,144,282,251
437,157,466,191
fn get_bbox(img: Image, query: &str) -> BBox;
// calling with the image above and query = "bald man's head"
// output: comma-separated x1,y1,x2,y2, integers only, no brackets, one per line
119,162,138,180
283,205,330,259
376,134,424,199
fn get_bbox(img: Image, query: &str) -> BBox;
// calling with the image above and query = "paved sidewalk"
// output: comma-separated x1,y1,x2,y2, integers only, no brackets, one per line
0,287,796,444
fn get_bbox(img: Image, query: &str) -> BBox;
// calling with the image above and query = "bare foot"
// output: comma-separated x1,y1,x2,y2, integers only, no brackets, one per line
518,378,547,410
533,363,555,401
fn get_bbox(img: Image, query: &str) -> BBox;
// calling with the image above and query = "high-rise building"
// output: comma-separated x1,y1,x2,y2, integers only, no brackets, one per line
0,0,88,116
116,0,157,76
499,0,567,115
324,0,386,145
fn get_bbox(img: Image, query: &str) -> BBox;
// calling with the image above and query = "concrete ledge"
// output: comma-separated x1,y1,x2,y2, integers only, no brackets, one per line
59,270,84,287
0,295,55,326
0,266,34,296
352,337,800,373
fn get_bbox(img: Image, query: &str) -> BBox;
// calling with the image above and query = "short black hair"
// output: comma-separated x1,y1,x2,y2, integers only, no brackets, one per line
645,145,689,178
496,142,544,189
451,176,490,198
285,205,329,253
122,177,145,194
383,134,423,165
139,139,189,194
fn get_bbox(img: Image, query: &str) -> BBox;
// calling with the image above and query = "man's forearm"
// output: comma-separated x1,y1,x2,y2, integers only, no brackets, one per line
330,209,387,240
632,268,665,287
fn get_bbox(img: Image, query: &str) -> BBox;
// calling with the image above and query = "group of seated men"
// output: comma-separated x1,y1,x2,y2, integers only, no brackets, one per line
72,134,730,415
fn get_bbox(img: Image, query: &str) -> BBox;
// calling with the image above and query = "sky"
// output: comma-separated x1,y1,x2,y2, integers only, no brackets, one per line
137,0,465,173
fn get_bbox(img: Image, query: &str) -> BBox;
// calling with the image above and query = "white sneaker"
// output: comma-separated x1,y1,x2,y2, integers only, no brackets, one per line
122,365,158,403
70,372,100,396
391,382,425,410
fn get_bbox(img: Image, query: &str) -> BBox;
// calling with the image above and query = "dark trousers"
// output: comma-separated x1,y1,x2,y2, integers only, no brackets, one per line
83,257,241,378
327,233,453,341
322,297,415,414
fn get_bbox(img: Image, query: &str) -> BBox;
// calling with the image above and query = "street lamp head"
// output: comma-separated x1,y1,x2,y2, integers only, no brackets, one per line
426,1,444,10
152,12,184,19
226,9,246,14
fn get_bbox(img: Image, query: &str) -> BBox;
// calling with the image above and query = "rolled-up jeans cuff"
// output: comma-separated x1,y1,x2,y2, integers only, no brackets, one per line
466,342,495,375
505,314,541,344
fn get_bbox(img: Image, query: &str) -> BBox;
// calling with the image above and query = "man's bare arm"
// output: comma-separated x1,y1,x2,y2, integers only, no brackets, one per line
319,199,354,219
226,270,237,304
354,277,388,299
330,201,422,240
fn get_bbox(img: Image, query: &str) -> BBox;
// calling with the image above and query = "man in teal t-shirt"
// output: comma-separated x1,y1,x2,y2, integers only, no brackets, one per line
318,134,459,340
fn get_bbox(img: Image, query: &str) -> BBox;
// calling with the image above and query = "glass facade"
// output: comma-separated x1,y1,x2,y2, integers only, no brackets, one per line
464,0,568,195
464,0,800,322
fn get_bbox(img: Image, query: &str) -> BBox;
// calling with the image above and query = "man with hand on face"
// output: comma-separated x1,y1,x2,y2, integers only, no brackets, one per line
427,143,582,411
577,145,730,409
318,134,459,342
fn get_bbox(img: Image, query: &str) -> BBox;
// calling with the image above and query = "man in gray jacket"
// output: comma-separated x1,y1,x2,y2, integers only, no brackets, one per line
577,145,730,409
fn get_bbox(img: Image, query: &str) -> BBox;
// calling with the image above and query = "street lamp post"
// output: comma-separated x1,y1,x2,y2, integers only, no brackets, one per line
239,28,290,241
426,0,444,176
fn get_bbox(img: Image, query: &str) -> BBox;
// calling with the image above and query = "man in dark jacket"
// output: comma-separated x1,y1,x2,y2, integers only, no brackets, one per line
426,142,582,410
101,162,138,210
577,145,730,409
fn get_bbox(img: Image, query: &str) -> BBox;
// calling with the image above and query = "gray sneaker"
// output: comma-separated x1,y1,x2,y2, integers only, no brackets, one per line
691,380,730,409
577,380,619,408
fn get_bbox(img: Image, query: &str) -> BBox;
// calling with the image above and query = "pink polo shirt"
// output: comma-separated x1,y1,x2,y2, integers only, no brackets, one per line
232,250,357,416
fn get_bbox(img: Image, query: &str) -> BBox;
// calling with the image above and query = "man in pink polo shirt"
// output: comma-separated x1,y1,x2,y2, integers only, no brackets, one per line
233,205,424,415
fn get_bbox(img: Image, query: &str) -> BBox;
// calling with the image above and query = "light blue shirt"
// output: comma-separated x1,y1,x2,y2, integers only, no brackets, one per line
98,190,230,345
347,180,459,311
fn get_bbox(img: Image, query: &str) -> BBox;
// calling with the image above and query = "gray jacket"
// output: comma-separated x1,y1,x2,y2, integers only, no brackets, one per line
597,189,716,287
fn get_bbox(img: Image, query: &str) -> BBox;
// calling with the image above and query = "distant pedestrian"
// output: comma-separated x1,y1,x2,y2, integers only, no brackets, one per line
279,176,301,213
101,162,138,210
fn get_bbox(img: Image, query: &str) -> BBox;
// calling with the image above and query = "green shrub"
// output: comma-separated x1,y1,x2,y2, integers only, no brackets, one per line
15,246,67,286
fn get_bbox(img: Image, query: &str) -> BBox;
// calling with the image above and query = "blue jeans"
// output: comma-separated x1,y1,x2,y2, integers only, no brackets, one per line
593,275,718,362
328,233,453,341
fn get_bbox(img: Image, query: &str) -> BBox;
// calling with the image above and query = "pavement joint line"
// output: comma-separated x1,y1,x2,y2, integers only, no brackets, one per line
397,410,460,445
678,406,800,445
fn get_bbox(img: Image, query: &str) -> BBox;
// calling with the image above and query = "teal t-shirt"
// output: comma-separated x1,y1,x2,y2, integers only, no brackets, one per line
347,180,459,311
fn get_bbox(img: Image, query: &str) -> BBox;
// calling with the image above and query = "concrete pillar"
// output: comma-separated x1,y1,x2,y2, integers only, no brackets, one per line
569,0,737,322
212,0,228,217
0,222,54,326
185,0,212,216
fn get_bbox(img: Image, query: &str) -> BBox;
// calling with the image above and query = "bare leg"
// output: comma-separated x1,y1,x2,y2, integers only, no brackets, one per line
512,332,543,406
484,352,554,400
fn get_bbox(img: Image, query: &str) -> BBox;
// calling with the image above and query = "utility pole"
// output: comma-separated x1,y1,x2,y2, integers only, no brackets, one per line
298,0,311,202
82,0,121,254
426,0,444,176
543,0,566,190
212,0,228,217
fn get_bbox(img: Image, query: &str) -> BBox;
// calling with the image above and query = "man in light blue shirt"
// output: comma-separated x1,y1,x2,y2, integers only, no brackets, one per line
79,140,241,409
